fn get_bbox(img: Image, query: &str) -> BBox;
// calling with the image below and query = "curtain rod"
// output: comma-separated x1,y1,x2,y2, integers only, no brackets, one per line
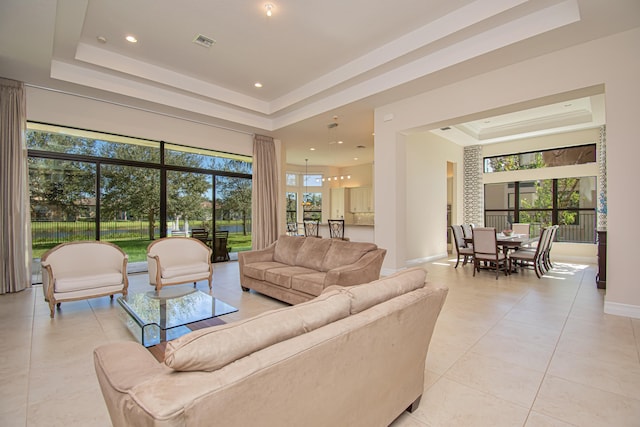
25,83,255,137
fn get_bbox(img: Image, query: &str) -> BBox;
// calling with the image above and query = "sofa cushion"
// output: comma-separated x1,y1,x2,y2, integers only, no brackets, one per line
164,289,352,372
243,261,289,281
295,238,332,270
264,266,317,289
161,262,209,279
55,270,123,293
291,271,327,297
321,240,378,272
273,235,305,265
347,267,427,314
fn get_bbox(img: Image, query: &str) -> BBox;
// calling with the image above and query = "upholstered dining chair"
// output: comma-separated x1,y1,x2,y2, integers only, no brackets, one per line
472,227,509,279
509,227,550,278
450,225,473,268
511,223,530,237
303,220,320,237
461,224,474,241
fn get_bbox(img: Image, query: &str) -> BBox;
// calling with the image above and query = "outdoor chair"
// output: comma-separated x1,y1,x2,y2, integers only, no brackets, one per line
509,227,550,278
41,241,129,318
213,230,231,262
303,220,320,237
450,225,473,268
190,228,211,246
147,237,213,291
472,227,509,279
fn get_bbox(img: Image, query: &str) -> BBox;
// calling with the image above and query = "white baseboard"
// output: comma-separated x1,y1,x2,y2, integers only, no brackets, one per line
604,301,640,319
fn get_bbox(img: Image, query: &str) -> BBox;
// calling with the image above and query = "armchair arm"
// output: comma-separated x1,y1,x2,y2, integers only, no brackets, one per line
238,242,276,265
324,249,387,288
147,254,162,286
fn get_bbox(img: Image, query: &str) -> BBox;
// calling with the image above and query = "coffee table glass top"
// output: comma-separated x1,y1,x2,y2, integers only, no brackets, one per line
118,287,237,347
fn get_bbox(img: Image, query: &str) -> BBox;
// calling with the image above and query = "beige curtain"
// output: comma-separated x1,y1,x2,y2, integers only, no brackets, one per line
0,78,31,293
252,135,278,249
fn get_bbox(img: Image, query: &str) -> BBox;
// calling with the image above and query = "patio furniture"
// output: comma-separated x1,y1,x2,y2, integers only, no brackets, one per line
450,225,473,268
213,231,231,262
472,227,509,279
191,228,211,246
147,237,213,291
41,241,129,318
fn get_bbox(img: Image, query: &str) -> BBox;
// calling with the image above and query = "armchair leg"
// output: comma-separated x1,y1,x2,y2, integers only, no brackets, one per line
407,395,422,413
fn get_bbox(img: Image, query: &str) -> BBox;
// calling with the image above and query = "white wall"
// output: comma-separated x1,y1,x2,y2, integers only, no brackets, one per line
26,87,254,155
405,132,463,263
374,28,640,318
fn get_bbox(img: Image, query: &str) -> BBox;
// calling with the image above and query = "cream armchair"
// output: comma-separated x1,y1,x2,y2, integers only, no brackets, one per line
41,241,129,318
147,237,213,291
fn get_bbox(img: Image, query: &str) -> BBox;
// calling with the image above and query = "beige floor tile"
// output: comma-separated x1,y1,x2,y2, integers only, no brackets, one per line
2,258,638,426
524,411,576,427
532,375,640,427
470,329,555,372
412,377,529,427
547,350,640,400
445,351,545,407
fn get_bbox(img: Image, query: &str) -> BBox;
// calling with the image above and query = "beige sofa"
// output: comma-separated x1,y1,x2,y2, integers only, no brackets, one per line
94,267,448,427
238,235,387,304
147,237,213,291
41,241,129,318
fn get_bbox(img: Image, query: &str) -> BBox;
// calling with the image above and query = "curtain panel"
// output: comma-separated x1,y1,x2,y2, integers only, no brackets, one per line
252,135,279,250
0,78,31,293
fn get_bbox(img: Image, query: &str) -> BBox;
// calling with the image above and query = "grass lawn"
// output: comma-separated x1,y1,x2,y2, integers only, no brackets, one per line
33,235,252,263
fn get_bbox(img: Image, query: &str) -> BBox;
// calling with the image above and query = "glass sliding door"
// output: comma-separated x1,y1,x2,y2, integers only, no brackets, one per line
100,164,161,258
29,157,97,255
215,176,252,254
167,171,213,237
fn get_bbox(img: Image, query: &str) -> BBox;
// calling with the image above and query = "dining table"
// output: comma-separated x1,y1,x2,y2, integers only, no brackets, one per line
465,233,537,255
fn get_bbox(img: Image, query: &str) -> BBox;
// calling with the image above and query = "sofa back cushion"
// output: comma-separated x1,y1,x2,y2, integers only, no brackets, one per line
347,267,427,314
164,289,351,372
295,237,332,270
321,240,378,272
273,235,305,265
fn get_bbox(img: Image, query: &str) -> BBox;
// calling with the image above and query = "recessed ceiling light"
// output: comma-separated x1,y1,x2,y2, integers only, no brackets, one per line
337,140,344,144
254,82,263,88
96,36,107,44
354,157,359,161
310,148,316,151
125,35,138,43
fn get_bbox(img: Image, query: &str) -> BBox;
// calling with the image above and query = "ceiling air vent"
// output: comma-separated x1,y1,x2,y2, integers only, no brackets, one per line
193,34,216,48
440,126,451,131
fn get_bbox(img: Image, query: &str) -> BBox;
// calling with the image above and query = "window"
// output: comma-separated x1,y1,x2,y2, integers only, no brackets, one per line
286,192,297,224
484,144,596,173
27,122,253,268
285,171,324,223
484,177,596,243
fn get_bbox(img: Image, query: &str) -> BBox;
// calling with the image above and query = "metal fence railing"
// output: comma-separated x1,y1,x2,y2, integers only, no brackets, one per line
484,212,596,243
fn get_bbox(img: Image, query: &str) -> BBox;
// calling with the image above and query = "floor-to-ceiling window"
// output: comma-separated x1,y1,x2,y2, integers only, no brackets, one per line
483,144,597,243
27,122,252,279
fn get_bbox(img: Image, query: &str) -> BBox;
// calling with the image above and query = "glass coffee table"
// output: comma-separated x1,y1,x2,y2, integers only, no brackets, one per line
118,287,237,347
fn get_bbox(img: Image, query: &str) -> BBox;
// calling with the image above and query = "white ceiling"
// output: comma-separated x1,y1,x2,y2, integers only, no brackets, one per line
1,0,638,167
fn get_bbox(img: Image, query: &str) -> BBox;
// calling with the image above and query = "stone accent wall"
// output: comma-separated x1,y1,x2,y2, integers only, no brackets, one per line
597,125,607,229
463,145,484,226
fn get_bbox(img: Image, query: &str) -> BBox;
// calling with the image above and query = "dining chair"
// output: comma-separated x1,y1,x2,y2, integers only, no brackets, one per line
509,227,549,278
472,227,509,279
511,223,530,237
303,220,320,237
328,219,347,240
190,227,210,246
286,222,299,236
461,224,474,240
543,225,559,271
450,225,473,268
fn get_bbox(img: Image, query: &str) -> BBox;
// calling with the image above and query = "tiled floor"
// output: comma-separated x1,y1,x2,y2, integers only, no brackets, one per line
1,257,639,426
